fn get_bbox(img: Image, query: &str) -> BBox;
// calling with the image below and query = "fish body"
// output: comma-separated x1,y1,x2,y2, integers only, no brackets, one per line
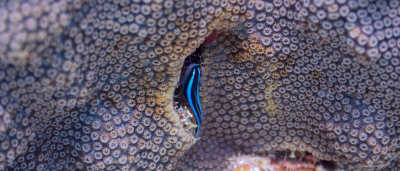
182,64,202,136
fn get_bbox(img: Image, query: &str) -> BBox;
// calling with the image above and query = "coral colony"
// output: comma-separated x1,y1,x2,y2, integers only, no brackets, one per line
0,0,400,170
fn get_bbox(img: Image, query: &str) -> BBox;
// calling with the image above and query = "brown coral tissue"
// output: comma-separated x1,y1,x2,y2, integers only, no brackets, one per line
0,0,400,170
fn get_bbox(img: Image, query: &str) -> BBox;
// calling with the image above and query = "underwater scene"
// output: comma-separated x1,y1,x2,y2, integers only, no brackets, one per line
0,0,400,170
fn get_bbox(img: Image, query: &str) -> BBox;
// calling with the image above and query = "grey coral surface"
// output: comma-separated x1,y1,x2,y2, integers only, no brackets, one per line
0,0,400,170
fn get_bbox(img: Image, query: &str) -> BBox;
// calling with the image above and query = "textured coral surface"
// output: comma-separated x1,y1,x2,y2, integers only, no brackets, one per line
0,0,400,170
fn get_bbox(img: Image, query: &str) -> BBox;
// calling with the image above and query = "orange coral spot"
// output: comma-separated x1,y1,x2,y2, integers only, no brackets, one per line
233,165,266,171
233,165,251,171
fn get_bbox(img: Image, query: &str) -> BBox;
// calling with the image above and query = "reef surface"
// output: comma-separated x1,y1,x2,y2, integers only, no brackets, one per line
0,0,400,170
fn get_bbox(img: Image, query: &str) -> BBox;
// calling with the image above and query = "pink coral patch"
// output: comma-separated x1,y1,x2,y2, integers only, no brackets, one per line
202,29,218,46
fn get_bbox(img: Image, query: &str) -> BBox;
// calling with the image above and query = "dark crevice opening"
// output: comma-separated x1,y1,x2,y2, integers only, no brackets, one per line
172,45,203,134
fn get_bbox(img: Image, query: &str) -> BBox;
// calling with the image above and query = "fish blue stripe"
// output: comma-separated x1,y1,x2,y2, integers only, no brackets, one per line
182,64,202,136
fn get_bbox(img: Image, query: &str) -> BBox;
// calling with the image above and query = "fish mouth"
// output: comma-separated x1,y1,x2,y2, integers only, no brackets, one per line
173,45,203,136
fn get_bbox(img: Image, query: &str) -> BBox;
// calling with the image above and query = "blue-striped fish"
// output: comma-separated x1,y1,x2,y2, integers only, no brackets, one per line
181,64,202,136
